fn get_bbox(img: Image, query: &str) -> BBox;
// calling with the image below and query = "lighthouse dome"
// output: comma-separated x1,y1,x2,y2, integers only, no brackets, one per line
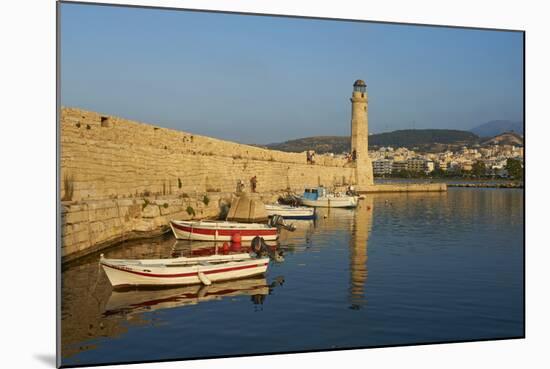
353,79,366,93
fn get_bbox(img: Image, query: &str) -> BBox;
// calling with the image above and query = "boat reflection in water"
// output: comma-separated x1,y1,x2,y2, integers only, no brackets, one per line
61,189,524,366
61,235,286,360
170,239,279,258
104,275,285,318
277,219,315,251
62,199,371,362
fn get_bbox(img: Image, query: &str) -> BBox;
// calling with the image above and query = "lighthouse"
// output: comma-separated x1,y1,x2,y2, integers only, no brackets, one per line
350,80,374,188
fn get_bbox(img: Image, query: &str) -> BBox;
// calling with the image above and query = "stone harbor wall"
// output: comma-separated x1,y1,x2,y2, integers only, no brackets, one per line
61,191,282,263
60,108,357,262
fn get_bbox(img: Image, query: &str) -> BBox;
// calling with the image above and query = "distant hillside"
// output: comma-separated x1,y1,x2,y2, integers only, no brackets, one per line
264,136,350,154
470,120,523,137
264,129,480,154
481,131,524,146
370,129,478,148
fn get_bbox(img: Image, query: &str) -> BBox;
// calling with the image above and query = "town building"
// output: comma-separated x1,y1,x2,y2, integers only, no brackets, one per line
407,157,427,172
392,161,408,173
373,159,393,175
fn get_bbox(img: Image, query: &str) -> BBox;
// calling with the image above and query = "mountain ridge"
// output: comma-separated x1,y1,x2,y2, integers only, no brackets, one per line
470,120,523,137
481,131,524,146
262,129,480,154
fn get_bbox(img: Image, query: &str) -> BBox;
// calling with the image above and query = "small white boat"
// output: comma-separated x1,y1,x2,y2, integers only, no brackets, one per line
100,253,269,287
265,204,316,220
299,187,358,208
169,220,278,241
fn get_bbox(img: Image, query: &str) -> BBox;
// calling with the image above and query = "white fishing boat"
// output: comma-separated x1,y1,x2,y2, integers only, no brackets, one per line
169,220,278,241
299,187,358,208
265,204,315,220
100,253,269,287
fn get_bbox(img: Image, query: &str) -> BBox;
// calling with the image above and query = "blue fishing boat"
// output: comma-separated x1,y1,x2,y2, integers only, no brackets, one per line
299,187,358,208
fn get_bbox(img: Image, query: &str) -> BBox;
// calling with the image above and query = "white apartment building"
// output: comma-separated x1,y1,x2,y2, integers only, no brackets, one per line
373,159,393,175
407,157,427,172
392,160,408,173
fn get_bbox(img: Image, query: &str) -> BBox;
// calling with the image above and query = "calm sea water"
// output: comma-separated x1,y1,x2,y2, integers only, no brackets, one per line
60,188,524,366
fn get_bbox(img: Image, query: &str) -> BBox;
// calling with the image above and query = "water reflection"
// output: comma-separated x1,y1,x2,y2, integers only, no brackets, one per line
278,219,315,251
278,209,357,251
104,276,285,317
277,204,374,309
61,235,285,361
61,189,524,366
349,197,373,309
170,239,278,257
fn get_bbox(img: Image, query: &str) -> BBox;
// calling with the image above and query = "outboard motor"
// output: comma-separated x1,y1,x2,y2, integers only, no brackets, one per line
268,215,296,232
251,235,269,256
251,236,284,262
278,193,301,206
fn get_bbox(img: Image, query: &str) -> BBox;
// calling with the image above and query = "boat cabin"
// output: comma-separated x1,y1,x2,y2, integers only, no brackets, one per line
302,187,327,200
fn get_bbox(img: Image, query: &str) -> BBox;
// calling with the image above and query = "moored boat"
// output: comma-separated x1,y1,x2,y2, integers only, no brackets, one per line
265,204,316,220
169,220,278,241
100,253,269,287
299,187,358,208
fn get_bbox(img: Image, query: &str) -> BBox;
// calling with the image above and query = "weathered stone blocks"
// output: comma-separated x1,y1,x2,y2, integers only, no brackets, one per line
60,107,360,262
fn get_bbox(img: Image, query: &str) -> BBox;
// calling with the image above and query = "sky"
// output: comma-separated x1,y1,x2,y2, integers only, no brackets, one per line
60,3,524,144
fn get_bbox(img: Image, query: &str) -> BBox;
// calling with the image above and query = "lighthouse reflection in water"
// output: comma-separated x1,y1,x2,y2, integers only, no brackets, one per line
61,189,523,367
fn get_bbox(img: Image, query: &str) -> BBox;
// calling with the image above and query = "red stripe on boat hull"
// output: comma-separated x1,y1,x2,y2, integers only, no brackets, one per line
170,221,277,237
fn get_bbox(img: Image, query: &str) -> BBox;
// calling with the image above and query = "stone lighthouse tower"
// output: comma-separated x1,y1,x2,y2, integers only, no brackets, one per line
350,79,374,189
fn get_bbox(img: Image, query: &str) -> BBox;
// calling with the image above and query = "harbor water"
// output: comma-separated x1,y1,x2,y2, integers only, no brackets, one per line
60,188,524,366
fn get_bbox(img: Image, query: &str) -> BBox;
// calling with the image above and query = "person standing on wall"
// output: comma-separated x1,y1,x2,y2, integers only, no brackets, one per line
250,176,258,193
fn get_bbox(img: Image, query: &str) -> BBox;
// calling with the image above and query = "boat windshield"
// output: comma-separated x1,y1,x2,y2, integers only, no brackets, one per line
302,188,319,200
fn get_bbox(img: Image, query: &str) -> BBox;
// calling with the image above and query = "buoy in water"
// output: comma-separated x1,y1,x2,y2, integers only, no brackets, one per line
231,233,242,244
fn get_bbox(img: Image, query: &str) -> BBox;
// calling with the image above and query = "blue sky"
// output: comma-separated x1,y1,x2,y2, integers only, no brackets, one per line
60,3,524,144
